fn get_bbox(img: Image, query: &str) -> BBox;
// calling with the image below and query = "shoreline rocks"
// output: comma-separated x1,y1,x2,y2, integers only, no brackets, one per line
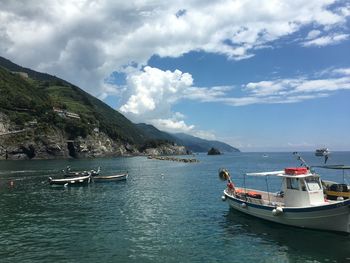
0,112,191,160
0,124,190,160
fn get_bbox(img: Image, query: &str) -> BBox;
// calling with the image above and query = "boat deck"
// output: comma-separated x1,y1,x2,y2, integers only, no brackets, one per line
227,187,284,207
226,187,340,207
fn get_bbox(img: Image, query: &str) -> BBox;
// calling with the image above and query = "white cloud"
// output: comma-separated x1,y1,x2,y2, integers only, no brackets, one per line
150,119,194,133
332,68,350,76
306,29,322,40
234,73,350,105
192,130,216,141
120,66,193,116
185,86,233,101
118,66,223,137
0,0,349,97
302,33,349,47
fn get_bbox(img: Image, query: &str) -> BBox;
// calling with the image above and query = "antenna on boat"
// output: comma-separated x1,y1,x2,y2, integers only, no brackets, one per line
292,152,310,169
324,154,329,164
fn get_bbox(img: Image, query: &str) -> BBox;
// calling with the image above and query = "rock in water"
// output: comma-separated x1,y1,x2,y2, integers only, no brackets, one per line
207,147,221,155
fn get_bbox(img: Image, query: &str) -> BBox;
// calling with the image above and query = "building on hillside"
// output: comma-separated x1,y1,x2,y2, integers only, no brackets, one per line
12,71,29,79
53,108,80,120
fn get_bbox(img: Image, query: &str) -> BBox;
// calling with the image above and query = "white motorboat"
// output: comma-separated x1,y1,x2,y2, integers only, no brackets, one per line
220,167,350,233
315,148,330,156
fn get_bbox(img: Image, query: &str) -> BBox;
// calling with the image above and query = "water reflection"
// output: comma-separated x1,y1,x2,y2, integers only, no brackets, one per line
222,208,350,262
1,153,350,262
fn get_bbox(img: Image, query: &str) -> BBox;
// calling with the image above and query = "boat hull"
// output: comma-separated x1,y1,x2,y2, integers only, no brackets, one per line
49,175,91,186
92,173,128,182
224,190,350,233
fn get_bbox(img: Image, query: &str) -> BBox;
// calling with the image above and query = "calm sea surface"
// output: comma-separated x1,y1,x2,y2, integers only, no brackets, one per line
0,152,349,262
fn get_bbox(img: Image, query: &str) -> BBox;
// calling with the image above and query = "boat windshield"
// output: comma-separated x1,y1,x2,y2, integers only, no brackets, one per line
287,178,300,190
305,176,322,191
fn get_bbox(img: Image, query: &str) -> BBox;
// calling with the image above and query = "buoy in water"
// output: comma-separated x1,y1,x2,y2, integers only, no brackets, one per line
221,195,226,201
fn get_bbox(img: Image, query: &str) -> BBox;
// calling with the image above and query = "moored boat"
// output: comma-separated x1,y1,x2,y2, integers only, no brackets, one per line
313,165,350,200
315,148,330,156
92,173,128,182
48,174,91,186
219,167,350,233
63,166,100,177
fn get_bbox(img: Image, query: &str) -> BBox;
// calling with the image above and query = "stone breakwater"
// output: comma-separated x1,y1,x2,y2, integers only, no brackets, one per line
147,156,199,163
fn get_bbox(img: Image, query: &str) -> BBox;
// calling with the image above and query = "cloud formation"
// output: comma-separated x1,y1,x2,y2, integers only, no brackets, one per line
220,68,350,106
1,1,350,137
118,66,350,135
119,66,201,135
302,33,349,47
0,0,349,97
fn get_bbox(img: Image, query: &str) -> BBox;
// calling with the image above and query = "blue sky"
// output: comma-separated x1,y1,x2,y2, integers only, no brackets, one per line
145,36,350,151
1,0,350,151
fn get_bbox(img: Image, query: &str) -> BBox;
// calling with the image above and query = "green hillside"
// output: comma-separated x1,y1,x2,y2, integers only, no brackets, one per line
135,123,177,142
0,57,146,144
0,67,52,126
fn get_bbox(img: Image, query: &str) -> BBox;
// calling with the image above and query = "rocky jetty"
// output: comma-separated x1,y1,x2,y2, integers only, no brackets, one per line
143,144,188,156
147,156,199,163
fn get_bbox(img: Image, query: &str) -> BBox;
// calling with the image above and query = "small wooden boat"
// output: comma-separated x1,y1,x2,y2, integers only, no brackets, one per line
92,173,128,182
220,167,350,233
48,174,91,186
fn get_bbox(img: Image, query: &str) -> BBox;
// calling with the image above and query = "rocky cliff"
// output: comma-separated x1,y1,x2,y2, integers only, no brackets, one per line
0,112,187,160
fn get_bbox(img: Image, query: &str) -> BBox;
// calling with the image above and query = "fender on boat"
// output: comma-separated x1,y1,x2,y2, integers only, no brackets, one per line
272,207,283,216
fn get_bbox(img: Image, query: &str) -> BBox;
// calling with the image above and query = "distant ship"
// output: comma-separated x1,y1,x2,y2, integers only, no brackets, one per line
315,148,330,156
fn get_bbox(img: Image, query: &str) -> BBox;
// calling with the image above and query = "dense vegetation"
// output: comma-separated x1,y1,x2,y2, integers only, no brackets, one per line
0,58,146,144
0,67,52,125
135,123,178,142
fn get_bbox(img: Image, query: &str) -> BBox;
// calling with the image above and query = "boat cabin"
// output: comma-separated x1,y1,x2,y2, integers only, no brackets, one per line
279,167,324,207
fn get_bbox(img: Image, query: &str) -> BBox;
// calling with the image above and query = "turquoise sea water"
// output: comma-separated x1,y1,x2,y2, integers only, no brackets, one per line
0,152,349,263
